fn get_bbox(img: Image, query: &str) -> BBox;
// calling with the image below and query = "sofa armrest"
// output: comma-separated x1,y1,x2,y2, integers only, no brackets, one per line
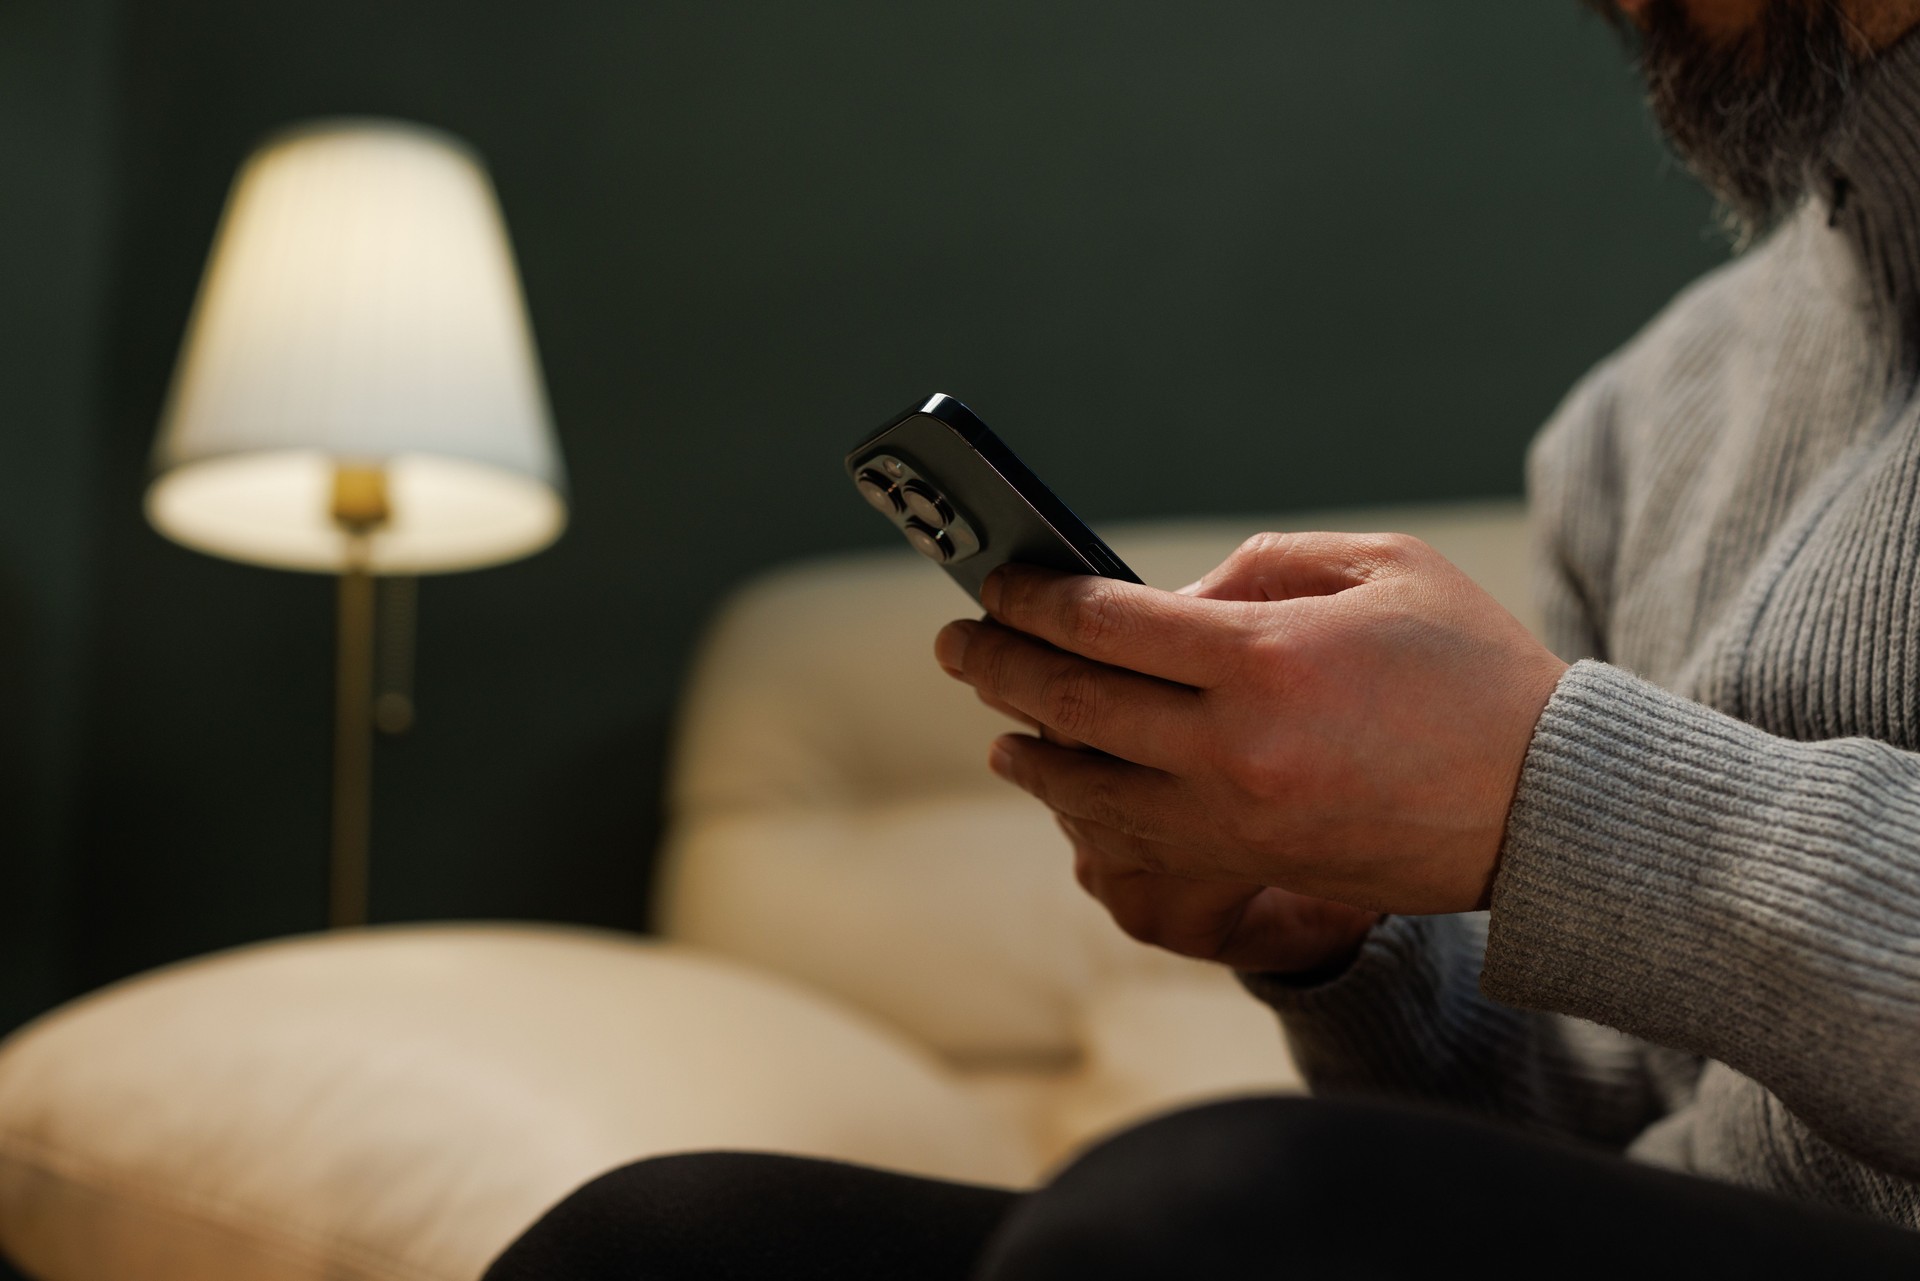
0,925,1036,1281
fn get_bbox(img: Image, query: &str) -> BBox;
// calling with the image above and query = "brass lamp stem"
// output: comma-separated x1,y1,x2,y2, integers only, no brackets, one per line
329,463,390,929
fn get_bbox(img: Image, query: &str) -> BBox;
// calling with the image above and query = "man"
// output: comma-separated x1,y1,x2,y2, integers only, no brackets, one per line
490,2,1920,1275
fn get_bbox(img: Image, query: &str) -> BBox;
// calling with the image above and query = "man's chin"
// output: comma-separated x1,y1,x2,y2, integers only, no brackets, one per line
1629,0,1861,240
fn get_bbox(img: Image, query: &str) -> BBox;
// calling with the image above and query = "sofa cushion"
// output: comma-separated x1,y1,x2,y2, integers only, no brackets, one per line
661,791,1234,1064
0,925,1036,1281
952,972,1309,1170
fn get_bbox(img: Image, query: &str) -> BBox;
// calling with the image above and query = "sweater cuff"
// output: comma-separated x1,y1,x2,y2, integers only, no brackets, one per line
1236,912,1494,1087
1237,914,1428,1012
1484,660,1814,1042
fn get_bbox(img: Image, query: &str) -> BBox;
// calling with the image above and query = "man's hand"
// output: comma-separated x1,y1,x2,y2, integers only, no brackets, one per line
933,531,1569,919
1058,811,1381,973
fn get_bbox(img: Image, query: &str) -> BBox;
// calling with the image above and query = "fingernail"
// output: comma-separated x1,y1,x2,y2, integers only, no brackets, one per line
981,567,1005,615
935,619,977,679
1176,579,1203,596
988,737,1016,777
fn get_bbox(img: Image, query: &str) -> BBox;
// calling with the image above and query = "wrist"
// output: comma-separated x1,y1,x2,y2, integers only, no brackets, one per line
1236,913,1383,988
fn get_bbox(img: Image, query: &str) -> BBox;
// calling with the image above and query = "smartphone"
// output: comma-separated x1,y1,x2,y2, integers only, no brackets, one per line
845,393,1140,605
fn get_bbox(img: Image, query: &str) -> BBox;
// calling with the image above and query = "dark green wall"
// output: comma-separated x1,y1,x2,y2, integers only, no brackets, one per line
11,2,1726,1019
0,0,117,1040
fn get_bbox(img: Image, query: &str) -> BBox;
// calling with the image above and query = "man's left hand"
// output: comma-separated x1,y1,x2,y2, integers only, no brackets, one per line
933,531,1569,916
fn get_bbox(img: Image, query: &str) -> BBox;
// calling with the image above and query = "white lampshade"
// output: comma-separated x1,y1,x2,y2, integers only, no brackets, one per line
148,119,566,574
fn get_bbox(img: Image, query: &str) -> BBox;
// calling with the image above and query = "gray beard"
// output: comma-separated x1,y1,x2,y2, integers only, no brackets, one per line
1601,0,1865,242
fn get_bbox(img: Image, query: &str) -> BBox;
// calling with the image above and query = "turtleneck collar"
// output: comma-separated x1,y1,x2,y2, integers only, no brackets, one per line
1818,26,1920,356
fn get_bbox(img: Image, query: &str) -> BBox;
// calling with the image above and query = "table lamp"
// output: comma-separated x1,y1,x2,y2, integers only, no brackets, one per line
147,119,567,929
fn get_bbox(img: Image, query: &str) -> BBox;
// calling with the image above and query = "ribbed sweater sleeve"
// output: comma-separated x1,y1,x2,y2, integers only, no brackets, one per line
1487,661,1920,1181
1239,913,1697,1148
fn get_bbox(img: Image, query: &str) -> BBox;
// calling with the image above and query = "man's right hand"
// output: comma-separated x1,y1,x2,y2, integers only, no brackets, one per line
1055,811,1381,975
1045,554,1384,976
954,555,1386,977
968,660,1379,975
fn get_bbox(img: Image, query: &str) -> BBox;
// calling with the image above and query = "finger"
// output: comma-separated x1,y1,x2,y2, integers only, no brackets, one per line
1062,816,1381,971
980,565,1254,688
1186,531,1424,603
1057,812,1198,880
937,628,1093,748
975,689,1088,749
1057,816,1269,963
946,620,1202,769
973,688,1040,731
990,732,1190,843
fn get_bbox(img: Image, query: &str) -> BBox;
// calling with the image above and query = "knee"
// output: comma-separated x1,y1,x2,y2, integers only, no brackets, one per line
483,1151,757,1281
1063,1095,1372,1210
976,1096,1410,1280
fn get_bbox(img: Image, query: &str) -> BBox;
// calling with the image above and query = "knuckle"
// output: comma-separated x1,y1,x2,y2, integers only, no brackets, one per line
1233,531,1290,566
1222,814,1269,858
1065,581,1125,650
1212,626,1271,686
1382,531,1430,560
1215,742,1264,796
1039,665,1102,737
1357,531,1428,569
1220,750,1295,835
997,567,1036,621
1388,530,1427,553
1217,769,1271,827
1244,738,1296,791
1346,533,1397,566
976,629,1023,694
1078,771,1131,833
1129,840,1172,877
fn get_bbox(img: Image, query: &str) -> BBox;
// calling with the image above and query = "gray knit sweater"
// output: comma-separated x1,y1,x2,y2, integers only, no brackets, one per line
1244,36,1920,1231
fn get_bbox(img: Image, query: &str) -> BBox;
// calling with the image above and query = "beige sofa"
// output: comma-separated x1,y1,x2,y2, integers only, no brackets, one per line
0,501,1531,1281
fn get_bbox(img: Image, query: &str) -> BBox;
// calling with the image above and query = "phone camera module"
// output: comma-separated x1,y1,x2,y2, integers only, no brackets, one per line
900,481,954,530
855,469,903,515
852,453,980,564
903,519,954,563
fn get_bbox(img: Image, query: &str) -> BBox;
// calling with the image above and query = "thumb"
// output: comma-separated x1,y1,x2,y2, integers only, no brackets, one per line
1187,531,1413,602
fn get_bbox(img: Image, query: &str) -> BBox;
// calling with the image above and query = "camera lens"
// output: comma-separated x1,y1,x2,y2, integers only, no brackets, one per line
856,468,902,515
903,519,953,563
900,481,953,529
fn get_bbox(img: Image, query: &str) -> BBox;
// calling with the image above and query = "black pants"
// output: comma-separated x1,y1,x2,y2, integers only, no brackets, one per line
483,1096,1920,1279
